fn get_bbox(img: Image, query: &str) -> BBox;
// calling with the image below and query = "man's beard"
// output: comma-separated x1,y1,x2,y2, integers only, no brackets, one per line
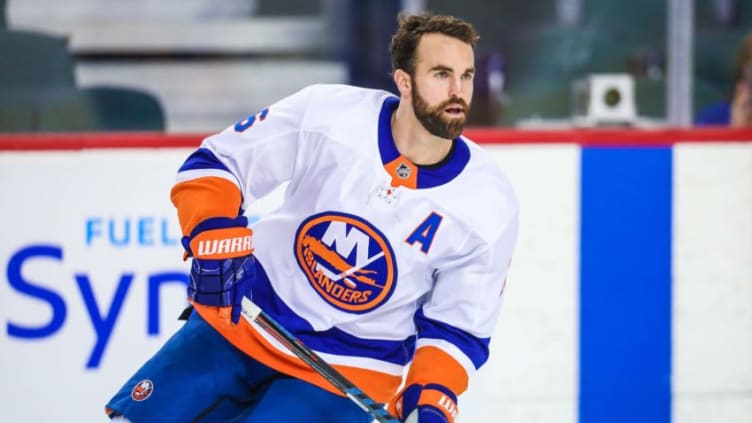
411,84,469,140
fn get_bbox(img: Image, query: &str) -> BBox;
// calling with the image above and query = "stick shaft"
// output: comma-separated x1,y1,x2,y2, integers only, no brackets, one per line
240,298,399,423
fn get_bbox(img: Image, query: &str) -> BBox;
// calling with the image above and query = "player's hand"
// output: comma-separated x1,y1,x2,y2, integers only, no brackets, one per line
189,255,254,324
389,384,458,423
183,216,255,324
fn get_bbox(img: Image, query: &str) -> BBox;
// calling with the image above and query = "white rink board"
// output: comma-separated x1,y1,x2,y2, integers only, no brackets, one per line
672,144,752,423
0,149,193,422
462,145,579,423
1,142,751,423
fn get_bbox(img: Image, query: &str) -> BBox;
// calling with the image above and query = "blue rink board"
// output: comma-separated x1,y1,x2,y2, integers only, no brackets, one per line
579,147,673,423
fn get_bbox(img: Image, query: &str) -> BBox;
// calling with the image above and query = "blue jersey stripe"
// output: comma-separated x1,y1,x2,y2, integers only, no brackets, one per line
579,147,672,423
377,97,401,164
178,148,231,173
414,308,490,369
251,259,416,365
377,97,470,188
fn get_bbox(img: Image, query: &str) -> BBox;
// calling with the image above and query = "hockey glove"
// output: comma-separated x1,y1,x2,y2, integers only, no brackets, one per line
391,383,458,423
183,216,255,324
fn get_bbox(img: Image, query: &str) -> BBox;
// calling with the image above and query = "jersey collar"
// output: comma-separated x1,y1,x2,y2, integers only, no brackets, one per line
377,96,470,189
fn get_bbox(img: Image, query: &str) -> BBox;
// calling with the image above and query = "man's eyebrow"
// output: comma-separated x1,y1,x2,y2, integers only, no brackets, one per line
428,65,453,72
428,65,476,73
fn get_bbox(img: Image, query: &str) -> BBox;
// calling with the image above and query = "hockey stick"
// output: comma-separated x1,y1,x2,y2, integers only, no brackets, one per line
240,297,400,423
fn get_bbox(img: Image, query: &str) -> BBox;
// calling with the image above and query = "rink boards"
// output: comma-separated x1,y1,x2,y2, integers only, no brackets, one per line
0,130,750,422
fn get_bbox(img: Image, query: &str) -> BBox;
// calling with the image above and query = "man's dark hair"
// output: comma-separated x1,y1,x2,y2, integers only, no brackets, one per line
390,13,479,76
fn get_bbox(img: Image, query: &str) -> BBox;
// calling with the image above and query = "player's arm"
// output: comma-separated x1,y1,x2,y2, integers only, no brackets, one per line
171,169,253,323
390,211,519,423
171,86,314,322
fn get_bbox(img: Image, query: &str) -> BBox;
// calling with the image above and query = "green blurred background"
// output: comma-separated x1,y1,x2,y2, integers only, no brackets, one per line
0,0,749,132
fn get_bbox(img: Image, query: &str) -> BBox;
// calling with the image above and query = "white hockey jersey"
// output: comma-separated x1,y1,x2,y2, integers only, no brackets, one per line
173,84,519,403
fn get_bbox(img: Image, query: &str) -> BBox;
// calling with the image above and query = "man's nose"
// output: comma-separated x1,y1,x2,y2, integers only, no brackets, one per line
449,77,463,96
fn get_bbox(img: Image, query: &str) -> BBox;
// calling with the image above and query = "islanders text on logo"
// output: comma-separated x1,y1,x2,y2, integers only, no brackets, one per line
294,212,397,313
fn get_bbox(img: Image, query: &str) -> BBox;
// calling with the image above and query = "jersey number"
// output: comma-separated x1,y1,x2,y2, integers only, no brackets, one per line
234,108,269,132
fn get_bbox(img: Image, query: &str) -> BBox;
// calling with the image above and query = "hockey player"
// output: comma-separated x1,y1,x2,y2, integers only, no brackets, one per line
106,12,518,423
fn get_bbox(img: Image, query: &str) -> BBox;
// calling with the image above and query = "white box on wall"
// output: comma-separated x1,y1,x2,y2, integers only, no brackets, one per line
572,73,637,127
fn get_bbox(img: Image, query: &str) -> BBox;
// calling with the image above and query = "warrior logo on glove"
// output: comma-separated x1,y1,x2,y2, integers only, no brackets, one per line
295,211,397,313
190,227,253,260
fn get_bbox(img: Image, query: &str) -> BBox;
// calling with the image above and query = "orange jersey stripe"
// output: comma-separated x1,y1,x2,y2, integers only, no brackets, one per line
192,303,402,404
171,177,242,236
405,346,469,395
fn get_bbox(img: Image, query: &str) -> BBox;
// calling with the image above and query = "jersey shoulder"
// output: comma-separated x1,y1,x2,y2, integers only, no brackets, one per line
301,84,395,122
298,84,396,147
448,136,519,242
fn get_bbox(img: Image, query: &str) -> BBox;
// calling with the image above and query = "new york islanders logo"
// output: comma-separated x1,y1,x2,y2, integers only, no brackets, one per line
131,379,154,401
294,212,397,313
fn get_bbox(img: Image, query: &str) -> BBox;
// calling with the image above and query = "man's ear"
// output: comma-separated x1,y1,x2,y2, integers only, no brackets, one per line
393,69,412,98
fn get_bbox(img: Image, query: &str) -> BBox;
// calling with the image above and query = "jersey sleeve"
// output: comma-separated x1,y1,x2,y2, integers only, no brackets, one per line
407,207,519,396
171,85,314,236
